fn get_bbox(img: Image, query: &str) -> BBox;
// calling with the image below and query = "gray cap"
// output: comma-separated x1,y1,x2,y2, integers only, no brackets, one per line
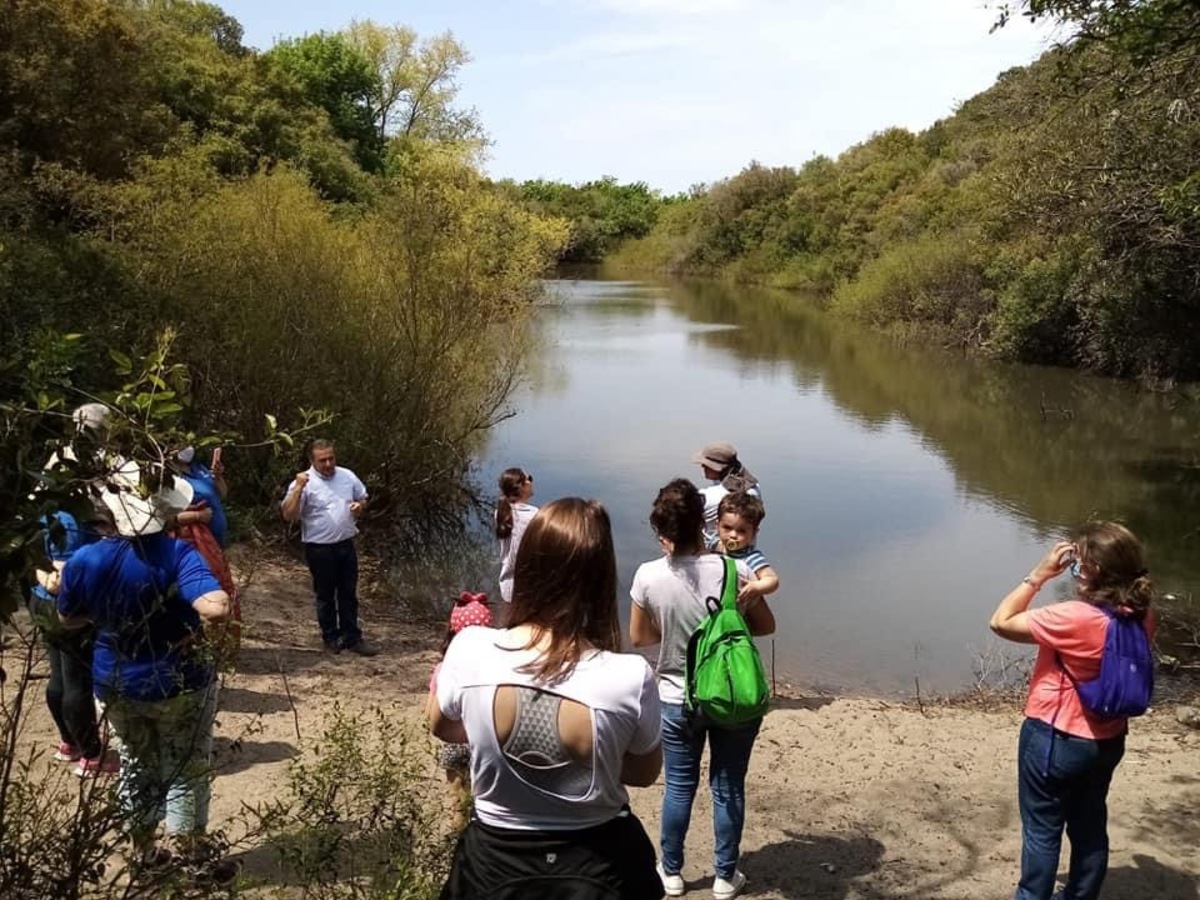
691,441,738,470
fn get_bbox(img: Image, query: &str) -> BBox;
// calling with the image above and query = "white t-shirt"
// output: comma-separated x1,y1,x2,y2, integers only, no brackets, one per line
630,554,754,705
436,626,661,831
284,466,367,544
498,502,538,602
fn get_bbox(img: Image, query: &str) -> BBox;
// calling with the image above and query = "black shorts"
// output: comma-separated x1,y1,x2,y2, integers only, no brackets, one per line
440,808,663,899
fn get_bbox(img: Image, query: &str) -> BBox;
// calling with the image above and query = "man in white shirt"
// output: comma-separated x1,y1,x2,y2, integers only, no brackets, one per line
281,440,377,656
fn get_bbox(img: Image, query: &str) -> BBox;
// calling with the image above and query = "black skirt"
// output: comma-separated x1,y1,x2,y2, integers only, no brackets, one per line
440,808,663,900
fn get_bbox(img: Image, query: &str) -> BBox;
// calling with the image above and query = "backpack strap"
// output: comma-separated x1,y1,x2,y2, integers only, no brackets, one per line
1054,604,1117,690
719,557,738,611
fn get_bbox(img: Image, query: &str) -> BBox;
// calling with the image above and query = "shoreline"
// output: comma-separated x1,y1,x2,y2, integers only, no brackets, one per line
13,546,1200,898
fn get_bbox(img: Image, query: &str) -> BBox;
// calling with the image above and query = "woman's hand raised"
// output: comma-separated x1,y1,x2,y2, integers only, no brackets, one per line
1027,540,1075,589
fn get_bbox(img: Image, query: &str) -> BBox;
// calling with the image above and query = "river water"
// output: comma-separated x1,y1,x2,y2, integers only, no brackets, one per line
477,275,1200,696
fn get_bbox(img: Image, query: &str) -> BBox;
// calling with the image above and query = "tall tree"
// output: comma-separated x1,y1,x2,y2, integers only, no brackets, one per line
344,21,483,146
992,0,1200,63
266,32,383,171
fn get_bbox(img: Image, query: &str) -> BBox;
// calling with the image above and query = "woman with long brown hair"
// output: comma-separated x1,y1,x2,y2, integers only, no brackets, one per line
989,521,1155,900
431,498,664,899
495,466,537,605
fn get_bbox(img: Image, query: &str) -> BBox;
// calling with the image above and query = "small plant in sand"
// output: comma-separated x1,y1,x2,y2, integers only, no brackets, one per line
248,703,452,900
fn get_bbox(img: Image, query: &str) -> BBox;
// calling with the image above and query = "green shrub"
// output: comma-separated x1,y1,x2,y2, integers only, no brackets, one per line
830,232,988,347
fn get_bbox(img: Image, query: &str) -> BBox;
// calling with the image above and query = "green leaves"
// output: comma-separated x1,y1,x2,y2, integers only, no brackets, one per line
108,349,133,375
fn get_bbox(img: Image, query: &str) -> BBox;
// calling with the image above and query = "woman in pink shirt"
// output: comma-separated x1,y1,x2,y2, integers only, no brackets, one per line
989,521,1154,900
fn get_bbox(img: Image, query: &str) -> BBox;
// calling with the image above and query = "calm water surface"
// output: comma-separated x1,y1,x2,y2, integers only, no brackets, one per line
477,276,1200,696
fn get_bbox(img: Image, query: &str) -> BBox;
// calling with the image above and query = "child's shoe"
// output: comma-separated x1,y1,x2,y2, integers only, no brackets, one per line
74,753,120,778
53,742,82,762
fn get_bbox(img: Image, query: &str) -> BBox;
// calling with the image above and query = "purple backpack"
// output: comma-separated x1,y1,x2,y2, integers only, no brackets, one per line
1058,607,1154,719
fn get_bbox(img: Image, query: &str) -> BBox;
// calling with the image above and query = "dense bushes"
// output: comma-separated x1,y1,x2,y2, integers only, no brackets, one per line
514,177,663,263
0,0,566,543
611,7,1200,381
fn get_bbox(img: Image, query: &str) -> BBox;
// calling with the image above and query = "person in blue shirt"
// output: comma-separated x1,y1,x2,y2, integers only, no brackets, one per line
57,462,234,876
29,509,109,774
173,445,229,548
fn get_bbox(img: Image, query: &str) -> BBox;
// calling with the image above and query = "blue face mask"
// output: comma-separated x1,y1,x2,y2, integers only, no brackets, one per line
1070,560,1084,580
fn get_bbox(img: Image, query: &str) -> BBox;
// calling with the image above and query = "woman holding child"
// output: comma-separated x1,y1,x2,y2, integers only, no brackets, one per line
431,498,664,899
989,521,1155,900
630,479,777,900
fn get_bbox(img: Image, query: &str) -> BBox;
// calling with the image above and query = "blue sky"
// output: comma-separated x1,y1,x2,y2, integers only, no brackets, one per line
227,0,1053,194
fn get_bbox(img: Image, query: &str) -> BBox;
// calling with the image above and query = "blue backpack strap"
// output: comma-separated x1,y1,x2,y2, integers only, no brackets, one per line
719,557,738,611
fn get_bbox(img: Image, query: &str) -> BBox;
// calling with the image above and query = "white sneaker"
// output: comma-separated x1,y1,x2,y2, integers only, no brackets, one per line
657,861,685,897
712,870,746,900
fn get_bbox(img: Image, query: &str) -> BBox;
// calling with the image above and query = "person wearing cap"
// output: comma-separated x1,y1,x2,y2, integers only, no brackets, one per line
691,441,762,546
38,402,115,491
280,439,377,657
173,445,229,549
55,462,237,879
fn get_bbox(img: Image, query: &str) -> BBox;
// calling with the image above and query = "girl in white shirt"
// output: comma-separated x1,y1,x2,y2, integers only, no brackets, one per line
495,467,538,604
431,498,664,899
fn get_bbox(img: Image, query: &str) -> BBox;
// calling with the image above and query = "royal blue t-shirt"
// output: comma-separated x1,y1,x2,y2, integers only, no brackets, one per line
183,462,229,548
57,534,221,701
30,511,94,604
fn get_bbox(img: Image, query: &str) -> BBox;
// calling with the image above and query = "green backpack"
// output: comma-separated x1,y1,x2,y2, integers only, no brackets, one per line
684,557,771,726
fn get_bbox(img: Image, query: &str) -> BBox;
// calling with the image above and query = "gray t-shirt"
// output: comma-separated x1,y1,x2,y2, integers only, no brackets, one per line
630,554,754,705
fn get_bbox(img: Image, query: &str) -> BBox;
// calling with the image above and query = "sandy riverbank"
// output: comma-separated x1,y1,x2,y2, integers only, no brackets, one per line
19,547,1200,898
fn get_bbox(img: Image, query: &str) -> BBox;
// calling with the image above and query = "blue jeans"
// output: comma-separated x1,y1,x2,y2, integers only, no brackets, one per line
105,682,218,839
305,539,362,646
659,702,761,880
1015,717,1125,900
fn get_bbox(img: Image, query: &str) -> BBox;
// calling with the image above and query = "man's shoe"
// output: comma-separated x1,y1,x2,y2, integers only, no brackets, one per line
323,639,342,654
345,639,378,657
712,870,746,900
194,856,242,886
657,862,685,897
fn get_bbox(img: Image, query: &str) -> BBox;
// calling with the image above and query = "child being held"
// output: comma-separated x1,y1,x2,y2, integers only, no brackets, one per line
428,591,493,829
716,491,780,604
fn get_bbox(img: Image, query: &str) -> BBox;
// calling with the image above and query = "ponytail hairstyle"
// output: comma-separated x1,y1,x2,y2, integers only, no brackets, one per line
495,467,530,539
720,457,758,494
650,478,706,557
1074,521,1153,619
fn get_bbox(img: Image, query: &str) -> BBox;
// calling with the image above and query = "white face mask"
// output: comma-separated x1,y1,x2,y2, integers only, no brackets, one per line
177,446,196,464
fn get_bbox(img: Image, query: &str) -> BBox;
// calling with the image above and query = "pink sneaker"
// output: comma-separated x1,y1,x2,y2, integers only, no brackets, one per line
74,754,119,778
53,742,82,763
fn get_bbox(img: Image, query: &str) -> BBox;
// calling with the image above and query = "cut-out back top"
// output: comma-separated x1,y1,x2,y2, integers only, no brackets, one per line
436,626,661,831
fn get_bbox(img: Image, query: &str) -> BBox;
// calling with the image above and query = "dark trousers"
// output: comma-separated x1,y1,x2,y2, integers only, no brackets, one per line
44,627,102,758
1015,717,1126,900
304,539,362,647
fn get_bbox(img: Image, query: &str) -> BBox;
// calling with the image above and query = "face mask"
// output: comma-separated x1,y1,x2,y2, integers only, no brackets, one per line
177,446,196,464
1070,560,1084,581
